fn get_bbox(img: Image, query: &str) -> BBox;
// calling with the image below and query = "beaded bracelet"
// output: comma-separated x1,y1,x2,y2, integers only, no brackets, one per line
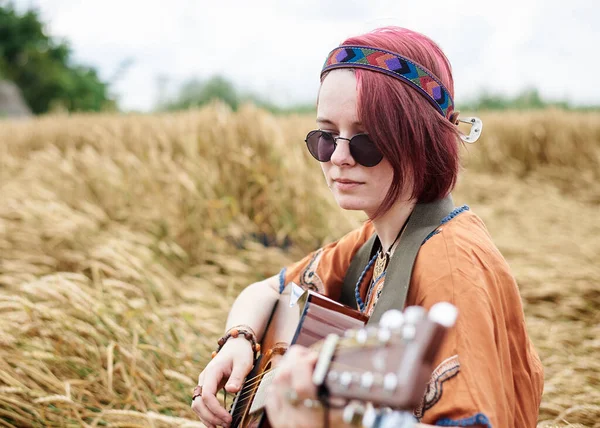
211,325,261,359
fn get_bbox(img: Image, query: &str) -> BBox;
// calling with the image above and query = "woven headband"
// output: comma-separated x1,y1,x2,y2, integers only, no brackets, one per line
321,45,455,120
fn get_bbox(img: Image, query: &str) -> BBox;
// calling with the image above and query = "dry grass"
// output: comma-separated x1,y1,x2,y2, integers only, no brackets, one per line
0,105,599,427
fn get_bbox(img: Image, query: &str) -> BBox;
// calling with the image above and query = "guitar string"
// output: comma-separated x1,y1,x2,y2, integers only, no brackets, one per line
230,344,373,409
228,369,276,419
232,341,386,403
232,370,277,404
229,380,269,420
230,361,379,419
238,367,275,392
229,368,277,406
230,336,403,417
233,345,359,405
250,365,278,382
230,380,260,419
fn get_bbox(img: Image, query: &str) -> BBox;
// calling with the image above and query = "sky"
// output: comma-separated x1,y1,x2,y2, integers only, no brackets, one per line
13,0,600,111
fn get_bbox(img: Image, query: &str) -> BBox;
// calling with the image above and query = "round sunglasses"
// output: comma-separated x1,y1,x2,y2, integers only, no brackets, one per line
304,130,383,167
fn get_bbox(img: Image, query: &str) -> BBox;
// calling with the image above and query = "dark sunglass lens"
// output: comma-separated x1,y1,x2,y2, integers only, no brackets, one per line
349,134,383,167
306,131,335,162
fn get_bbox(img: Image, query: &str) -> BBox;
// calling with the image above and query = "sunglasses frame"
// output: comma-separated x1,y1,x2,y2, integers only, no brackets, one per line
305,130,384,167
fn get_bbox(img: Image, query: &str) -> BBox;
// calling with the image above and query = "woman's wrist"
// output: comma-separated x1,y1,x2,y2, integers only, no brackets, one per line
228,324,257,341
212,325,260,359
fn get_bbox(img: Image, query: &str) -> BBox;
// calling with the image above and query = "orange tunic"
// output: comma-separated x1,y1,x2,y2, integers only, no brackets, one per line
280,208,544,427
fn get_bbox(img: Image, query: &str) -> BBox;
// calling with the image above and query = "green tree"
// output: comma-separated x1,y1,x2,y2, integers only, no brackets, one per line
160,74,316,114
164,76,240,111
0,3,114,114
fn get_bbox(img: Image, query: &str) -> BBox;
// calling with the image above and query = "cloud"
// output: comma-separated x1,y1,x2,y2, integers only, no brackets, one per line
16,0,600,110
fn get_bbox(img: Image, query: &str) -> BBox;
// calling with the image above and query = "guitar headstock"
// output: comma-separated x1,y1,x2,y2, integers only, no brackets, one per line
313,302,457,411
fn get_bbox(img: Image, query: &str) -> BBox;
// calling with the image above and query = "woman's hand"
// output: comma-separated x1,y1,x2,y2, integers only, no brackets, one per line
266,345,324,428
266,345,429,428
191,338,254,428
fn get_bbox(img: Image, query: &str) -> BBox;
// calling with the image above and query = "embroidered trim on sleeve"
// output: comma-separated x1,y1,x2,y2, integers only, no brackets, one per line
414,354,460,419
435,412,491,427
299,249,325,293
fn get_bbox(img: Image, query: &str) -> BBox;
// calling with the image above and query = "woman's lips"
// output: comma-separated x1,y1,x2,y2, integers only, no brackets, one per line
333,179,363,191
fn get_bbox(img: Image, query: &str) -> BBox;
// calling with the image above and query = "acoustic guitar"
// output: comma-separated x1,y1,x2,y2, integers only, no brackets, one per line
227,284,456,427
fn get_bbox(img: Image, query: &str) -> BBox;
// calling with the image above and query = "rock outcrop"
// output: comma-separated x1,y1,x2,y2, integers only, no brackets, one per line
0,80,32,118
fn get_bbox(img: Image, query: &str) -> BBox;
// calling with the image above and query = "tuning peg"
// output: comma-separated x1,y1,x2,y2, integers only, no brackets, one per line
403,306,426,324
379,309,404,329
402,306,425,341
402,324,415,341
367,326,380,336
343,402,366,425
361,406,378,428
428,302,458,327
383,372,398,391
360,372,374,389
356,328,368,344
340,371,354,387
377,327,391,343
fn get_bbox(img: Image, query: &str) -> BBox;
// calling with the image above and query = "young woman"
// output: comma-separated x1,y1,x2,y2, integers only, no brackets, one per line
191,27,544,427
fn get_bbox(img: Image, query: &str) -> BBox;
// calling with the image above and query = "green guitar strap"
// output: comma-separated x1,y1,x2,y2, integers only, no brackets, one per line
340,196,454,325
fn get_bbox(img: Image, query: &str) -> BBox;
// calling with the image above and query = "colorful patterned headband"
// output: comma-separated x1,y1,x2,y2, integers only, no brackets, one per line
321,45,455,120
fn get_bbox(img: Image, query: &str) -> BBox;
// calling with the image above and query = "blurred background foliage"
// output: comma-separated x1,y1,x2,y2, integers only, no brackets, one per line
156,75,316,115
1,2,598,116
0,3,115,113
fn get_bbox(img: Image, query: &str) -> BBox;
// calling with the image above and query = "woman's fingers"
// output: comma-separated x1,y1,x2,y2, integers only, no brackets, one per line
266,346,324,428
192,339,256,426
290,351,319,400
225,358,252,393
201,368,233,426
273,345,306,383
194,344,316,427
265,383,285,426
191,396,220,428
272,345,318,401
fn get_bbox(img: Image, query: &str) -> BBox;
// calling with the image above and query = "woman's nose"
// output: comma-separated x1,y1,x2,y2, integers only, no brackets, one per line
329,138,356,166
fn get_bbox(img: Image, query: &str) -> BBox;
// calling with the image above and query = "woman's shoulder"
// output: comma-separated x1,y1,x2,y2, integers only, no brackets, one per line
411,207,515,302
415,206,498,262
432,207,497,252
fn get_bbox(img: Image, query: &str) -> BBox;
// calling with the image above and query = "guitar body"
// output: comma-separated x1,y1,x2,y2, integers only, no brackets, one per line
229,285,368,427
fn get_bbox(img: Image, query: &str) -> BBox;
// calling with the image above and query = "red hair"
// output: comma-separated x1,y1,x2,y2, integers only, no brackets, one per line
329,27,460,216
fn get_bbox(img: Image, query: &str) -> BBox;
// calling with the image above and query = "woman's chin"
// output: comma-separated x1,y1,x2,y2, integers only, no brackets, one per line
334,196,374,212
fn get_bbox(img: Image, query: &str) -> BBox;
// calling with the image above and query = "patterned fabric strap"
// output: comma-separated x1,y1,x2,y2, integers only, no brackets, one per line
322,45,454,120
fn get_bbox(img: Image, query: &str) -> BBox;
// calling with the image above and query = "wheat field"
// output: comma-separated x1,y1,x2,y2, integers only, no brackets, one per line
0,105,599,427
